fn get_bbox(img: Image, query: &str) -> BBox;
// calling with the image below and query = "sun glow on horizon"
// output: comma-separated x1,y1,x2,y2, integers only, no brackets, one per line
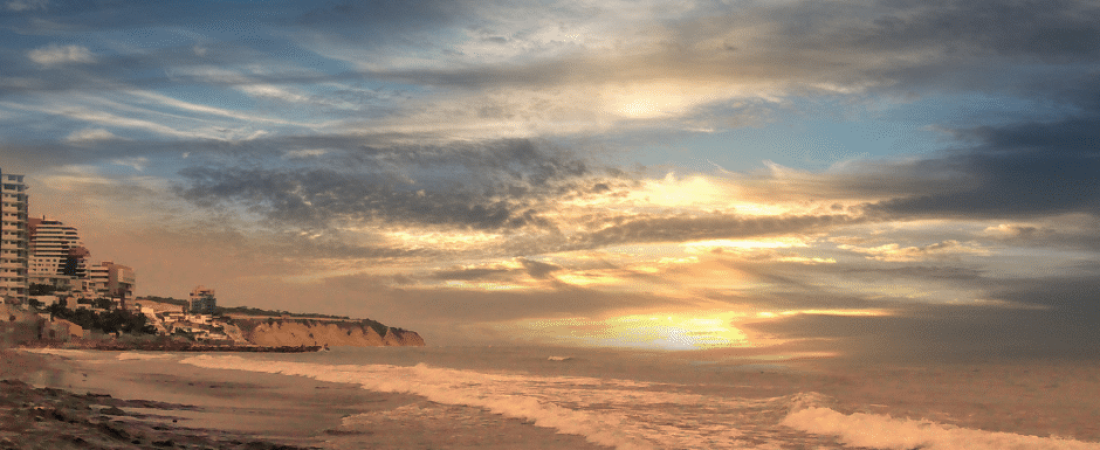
511,311,756,350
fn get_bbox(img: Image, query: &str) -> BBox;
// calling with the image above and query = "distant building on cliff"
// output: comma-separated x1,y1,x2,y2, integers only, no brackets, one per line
190,285,216,315
0,169,29,305
28,216,90,288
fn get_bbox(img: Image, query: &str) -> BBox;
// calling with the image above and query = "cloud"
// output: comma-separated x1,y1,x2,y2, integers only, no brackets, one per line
65,128,119,143
806,0,1100,60
175,138,595,231
742,290,1100,361
28,44,95,66
352,0,1100,113
727,110,1100,224
239,84,312,103
571,213,860,249
519,258,562,279
283,149,330,159
982,223,1039,239
317,271,677,325
730,259,1100,360
4,0,1099,355
431,266,513,282
110,156,148,171
5,0,47,11
839,240,988,262
296,0,463,32
867,116,1100,219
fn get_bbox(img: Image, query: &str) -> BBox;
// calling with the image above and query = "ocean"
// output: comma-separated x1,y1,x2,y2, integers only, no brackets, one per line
170,346,1100,450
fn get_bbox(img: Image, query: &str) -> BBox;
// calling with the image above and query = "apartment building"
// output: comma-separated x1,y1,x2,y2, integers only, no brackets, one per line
0,169,29,304
28,216,90,288
190,285,216,315
86,261,136,309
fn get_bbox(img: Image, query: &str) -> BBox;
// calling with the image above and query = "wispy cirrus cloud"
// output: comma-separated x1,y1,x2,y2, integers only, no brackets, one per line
65,127,119,143
839,240,988,262
6,0,48,11
28,44,94,66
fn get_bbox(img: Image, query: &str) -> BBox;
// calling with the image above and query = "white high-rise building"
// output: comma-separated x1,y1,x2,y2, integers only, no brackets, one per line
28,216,89,287
0,169,29,304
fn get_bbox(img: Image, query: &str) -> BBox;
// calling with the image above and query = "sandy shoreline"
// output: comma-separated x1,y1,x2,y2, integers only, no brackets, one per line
1,348,613,450
2,347,359,449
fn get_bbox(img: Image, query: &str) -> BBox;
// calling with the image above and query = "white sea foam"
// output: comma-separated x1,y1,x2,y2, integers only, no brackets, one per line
178,353,1100,450
180,355,662,450
116,352,175,361
783,407,1100,450
21,348,91,357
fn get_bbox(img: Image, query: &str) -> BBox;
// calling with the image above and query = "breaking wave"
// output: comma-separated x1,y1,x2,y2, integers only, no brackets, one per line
178,354,1100,450
180,355,658,449
116,352,175,361
783,406,1100,450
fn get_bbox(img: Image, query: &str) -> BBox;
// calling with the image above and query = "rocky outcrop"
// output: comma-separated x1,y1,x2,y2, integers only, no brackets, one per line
385,328,425,347
231,318,425,348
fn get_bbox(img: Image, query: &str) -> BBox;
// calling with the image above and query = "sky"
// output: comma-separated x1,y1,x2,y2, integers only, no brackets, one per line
2,0,1098,360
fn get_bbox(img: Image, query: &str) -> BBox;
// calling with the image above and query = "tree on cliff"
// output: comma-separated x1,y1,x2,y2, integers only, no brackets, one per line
28,283,56,296
92,297,115,310
49,305,155,336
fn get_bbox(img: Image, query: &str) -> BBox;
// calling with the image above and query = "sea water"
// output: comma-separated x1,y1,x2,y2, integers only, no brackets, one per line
177,346,1100,450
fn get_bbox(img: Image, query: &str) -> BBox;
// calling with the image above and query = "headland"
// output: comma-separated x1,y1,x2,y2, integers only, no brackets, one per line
1,298,425,353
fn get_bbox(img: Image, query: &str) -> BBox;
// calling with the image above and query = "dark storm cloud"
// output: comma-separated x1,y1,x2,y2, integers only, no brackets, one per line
744,302,1099,361
3,0,1096,104
179,166,535,230
742,274,1100,360
868,116,1100,219
805,0,1100,59
989,273,1100,311
725,0,1100,91
357,0,1100,96
175,138,598,231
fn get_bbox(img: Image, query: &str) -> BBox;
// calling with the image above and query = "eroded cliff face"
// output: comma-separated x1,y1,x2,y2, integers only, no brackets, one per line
230,318,425,348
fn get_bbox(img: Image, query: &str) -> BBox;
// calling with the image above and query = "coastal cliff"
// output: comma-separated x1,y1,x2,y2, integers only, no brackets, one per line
230,318,425,348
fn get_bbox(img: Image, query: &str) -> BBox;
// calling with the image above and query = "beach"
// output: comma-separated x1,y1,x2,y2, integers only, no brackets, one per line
5,346,1100,450
0,348,613,450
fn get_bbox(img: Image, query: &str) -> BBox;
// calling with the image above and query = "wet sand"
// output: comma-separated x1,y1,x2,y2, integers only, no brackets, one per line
1,348,613,450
